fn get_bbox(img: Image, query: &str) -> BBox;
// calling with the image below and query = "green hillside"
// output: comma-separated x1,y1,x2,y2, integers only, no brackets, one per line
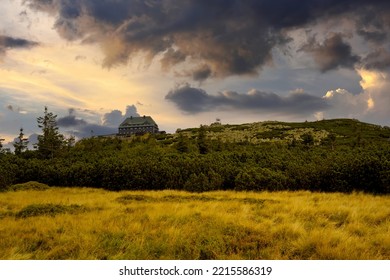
1,118,389,194
176,119,390,146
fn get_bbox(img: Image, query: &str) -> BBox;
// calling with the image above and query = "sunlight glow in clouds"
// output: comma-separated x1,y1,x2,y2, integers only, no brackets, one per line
2,43,156,112
320,67,390,121
367,94,375,110
357,68,388,112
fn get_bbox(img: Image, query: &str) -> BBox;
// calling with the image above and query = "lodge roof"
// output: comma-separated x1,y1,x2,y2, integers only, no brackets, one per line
119,116,157,127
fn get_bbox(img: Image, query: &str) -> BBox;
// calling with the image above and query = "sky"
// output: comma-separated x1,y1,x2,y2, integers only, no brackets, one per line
1,0,390,146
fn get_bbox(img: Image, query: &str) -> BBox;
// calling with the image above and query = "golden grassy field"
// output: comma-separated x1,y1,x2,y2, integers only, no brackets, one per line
0,187,389,260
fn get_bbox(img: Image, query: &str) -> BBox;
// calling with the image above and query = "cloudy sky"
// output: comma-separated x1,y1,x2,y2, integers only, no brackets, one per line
1,0,390,144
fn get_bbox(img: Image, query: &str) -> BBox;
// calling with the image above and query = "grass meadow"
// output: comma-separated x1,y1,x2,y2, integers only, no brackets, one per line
0,187,389,260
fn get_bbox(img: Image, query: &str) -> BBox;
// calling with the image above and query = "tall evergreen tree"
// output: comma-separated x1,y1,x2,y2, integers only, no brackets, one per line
36,106,65,158
13,128,29,155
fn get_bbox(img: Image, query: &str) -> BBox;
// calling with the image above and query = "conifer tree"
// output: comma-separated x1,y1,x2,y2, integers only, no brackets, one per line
13,128,29,155
36,106,65,158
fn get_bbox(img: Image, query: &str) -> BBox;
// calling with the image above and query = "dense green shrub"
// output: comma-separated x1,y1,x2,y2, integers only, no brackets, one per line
0,155,18,191
235,167,288,191
184,173,210,192
0,129,389,194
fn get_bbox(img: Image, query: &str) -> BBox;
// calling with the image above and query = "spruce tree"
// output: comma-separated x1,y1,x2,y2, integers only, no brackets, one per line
13,128,29,155
36,106,65,158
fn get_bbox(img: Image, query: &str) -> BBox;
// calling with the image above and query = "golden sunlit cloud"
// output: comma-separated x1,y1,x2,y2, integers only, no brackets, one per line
358,68,386,91
367,94,375,110
2,43,162,113
356,68,389,112
323,88,349,99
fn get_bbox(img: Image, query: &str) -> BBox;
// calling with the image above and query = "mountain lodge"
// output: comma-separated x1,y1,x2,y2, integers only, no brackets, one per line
118,116,159,136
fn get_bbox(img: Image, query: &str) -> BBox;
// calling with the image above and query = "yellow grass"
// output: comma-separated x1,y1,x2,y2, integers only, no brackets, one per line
0,188,389,259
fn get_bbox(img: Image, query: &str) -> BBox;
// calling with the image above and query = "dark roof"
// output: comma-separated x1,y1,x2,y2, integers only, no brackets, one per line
119,116,157,127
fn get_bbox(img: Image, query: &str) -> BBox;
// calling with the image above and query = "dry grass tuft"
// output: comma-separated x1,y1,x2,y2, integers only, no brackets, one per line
4,181,50,192
15,204,87,219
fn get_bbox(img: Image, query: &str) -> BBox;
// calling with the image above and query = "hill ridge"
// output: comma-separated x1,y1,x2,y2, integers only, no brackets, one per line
175,118,390,146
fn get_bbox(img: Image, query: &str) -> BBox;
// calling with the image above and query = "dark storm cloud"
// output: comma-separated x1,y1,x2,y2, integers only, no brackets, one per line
357,29,387,44
0,35,39,55
79,105,141,137
102,105,140,126
74,124,117,138
160,48,186,71
301,34,360,72
355,5,390,43
56,109,117,137
0,35,38,48
23,0,390,79
165,85,211,113
55,105,141,138
57,106,139,138
124,105,140,118
192,65,212,83
165,84,328,114
57,115,87,127
102,110,122,126
362,48,390,70
58,108,87,127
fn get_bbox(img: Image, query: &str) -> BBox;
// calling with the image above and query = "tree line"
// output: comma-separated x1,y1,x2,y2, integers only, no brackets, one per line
0,108,389,194
0,106,74,158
